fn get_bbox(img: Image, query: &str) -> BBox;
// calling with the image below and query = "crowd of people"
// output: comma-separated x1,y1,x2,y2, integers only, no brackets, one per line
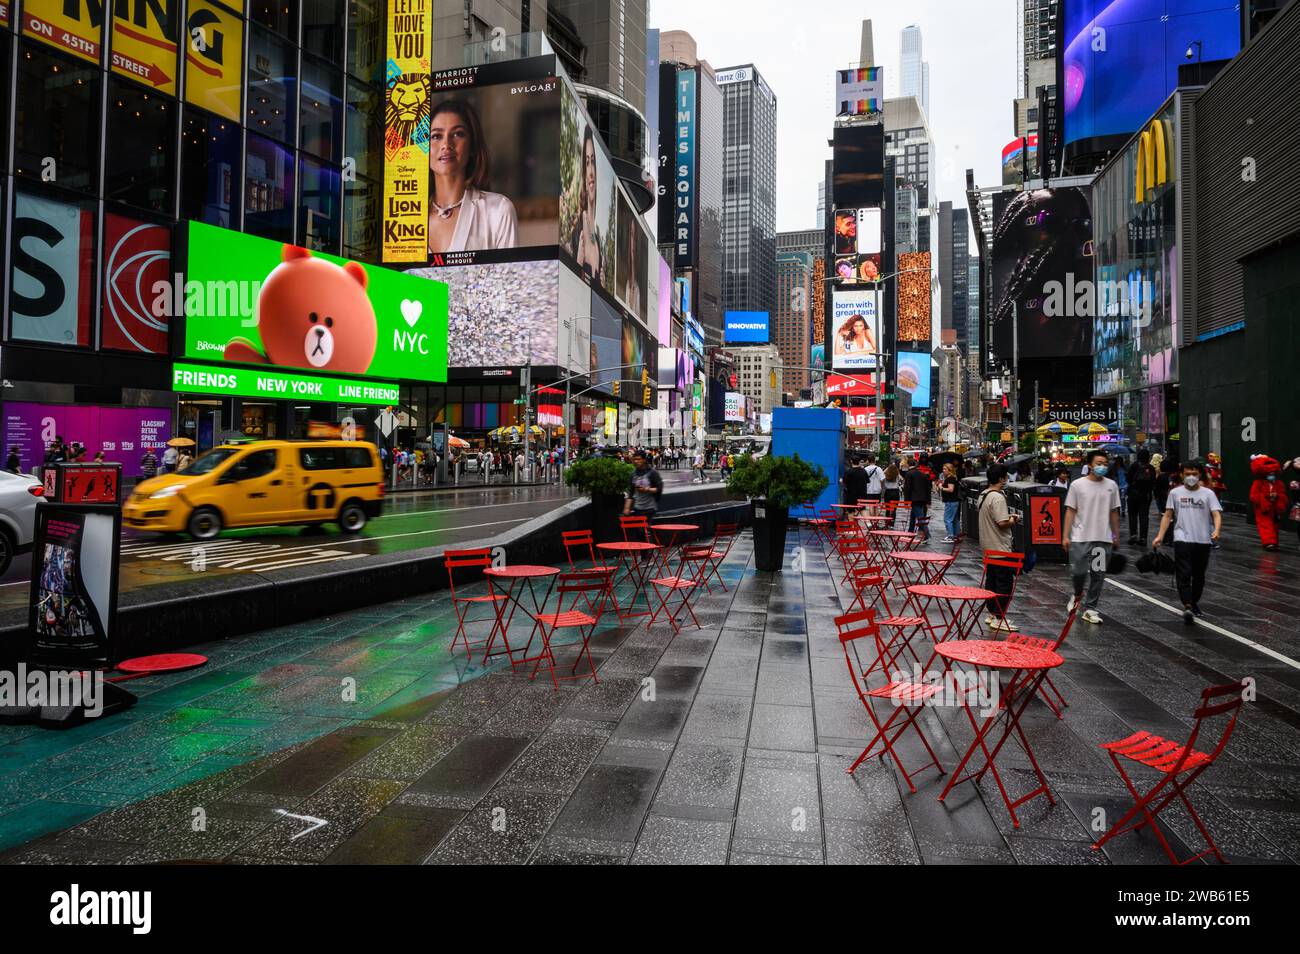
837,443,1298,635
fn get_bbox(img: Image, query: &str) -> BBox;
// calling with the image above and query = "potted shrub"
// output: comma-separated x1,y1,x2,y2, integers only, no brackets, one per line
564,456,634,542
727,453,829,571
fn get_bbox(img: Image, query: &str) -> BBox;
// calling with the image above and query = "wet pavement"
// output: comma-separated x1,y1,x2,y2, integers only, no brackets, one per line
2,501,1298,864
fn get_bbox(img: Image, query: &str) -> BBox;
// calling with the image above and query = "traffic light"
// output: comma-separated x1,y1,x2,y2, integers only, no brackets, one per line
769,368,777,389
641,367,649,386
612,380,620,397
1040,398,1050,415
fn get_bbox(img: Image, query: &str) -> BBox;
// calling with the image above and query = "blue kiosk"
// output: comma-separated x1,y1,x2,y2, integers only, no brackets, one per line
771,407,845,514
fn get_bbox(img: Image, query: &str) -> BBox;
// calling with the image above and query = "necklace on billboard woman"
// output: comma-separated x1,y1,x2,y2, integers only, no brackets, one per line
431,196,464,219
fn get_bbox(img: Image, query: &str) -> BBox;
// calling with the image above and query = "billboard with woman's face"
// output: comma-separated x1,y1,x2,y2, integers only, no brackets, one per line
830,289,880,371
560,82,618,298
394,57,560,266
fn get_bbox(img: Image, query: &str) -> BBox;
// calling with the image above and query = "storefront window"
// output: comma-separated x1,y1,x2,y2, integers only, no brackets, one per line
301,56,343,161
104,78,176,214
247,26,297,144
299,156,341,253
9,190,96,348
303,0,345,65
346,0,385,87
14,42,100,194
245,133,295,243
181,108,241,228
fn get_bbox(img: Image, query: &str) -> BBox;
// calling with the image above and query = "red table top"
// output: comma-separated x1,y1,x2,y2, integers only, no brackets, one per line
908,583,997,601
831,503,863,508
870,529,915,537
652,524,699,532
484,565,560,579
935,639,1063,671
598,541,660,552
892,552,954,563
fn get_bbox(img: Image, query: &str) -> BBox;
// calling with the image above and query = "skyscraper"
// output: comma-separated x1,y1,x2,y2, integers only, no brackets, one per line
938,202,971,353
883,96,935,250
717,64,778,318
899,25,930,117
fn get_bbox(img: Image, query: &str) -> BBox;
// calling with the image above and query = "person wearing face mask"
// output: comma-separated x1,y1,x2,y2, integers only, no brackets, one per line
1153,462,1223,624
1062,449,1122,625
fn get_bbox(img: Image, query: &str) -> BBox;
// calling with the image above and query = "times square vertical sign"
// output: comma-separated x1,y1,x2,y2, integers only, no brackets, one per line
673,68,697,268
383,0,432,262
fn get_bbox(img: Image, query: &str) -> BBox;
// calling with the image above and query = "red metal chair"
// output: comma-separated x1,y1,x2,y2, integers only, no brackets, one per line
445,548,509,658
837,609,945,793
1092,682,1246,865
685,521,737,593
648,548,710,635
528,569,614,690
619,515,652,543
1004,602,1079,718
845,567,928,676
802,502,833,547
836,538,874,585
561,529,607,572
980,550,1025,628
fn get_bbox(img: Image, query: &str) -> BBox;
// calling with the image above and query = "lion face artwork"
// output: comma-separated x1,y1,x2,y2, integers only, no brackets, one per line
385,74,431,158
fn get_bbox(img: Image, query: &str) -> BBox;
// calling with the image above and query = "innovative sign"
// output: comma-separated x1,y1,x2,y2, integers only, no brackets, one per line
829,290,880,371
724,311,770,345
183,221,448,383
672,68,697,268
172,363,402,406
835,66,883,118
382,0,433,262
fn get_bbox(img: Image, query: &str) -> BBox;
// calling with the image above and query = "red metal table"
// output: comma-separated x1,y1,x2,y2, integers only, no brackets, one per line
650,523,699,577
889,551,954,591
597,541,661,621
869,528,916,555
905,583,998,650
933,639,1064,828
483,565,561,666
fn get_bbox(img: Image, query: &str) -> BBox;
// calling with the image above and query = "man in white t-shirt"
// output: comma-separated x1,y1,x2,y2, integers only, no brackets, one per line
1062,449,1122,624
1153,460,1223,625
862,453,885,502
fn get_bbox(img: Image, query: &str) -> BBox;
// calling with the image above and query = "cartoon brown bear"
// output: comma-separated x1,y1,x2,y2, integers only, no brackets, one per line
223,245,377,374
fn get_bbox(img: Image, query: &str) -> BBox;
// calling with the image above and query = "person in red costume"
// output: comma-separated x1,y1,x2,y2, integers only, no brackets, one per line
1204,453,1226,495
1248,455,1287,551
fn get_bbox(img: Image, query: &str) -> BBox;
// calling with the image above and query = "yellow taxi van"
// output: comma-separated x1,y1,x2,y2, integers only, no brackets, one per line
124,440,385,540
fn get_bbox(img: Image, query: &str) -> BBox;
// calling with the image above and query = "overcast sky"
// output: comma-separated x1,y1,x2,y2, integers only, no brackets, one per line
648,0,1019,240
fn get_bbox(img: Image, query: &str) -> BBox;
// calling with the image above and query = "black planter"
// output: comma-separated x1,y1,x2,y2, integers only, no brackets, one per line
750,498,790,572
589,492,625,543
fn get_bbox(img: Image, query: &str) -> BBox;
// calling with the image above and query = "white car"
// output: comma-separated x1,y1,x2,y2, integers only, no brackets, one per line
0,470,44,575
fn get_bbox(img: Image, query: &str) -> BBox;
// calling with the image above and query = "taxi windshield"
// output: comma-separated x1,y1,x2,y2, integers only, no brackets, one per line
184,447,242,476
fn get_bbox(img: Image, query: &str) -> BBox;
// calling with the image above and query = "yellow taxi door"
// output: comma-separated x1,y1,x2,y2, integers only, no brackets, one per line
221,448,295,525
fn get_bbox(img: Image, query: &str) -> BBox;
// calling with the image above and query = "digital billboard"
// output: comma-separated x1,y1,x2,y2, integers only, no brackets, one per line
1002,136,1039,186
990,188,1094,360
829,290,880,371
183,221,448,382
896,351,932,410
724,311,771,344
856,207,882,255
834,254,882,285
897,251,932,343
832,123,884,209
1062,1,1240,159
382,0,433,262
10,192,95,347
4,404,171,479
724,392,745,423
103,213,172,355
835,66,883,118
671,67,697,268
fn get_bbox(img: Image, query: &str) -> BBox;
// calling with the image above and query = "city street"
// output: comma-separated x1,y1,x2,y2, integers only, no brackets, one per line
1,501,1296,864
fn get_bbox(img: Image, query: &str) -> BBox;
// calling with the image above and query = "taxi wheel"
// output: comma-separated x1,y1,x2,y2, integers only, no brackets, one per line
187,507,223,541
338,501,367,534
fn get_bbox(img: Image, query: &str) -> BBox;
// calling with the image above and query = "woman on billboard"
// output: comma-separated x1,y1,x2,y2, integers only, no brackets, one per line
567,125,607,284
835,314,876,360
427,99,519,254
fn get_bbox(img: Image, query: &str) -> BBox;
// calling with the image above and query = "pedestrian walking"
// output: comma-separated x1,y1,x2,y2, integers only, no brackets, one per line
978,463,1021,631
882,460,902,524
939,462,961,542
1062,449,1122,625
1284,456,1300,548
161,442,179,474
842,456,868,505
692,448,707,483
6,446,21,474
902,456,933,540
625,450,663,519
139,447,159,479
1126,449,1156,545
1153,460,1222,625
1049,465,1071,490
